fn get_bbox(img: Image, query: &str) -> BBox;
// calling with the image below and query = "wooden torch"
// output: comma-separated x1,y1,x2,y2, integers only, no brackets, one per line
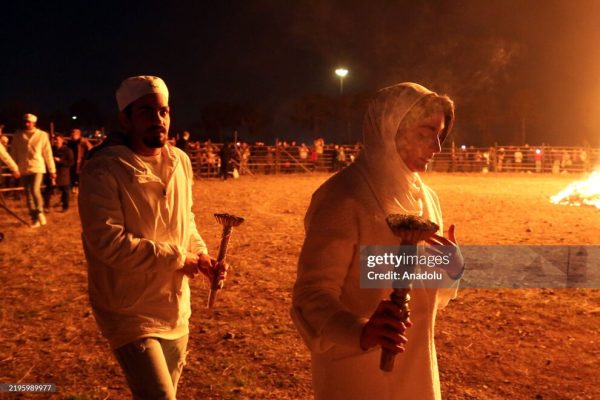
380,214,439,372
207,213,244,308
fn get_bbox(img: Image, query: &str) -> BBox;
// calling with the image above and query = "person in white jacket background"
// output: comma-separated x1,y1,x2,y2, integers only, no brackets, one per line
10,113,56,227
0,136,20,180
78,76,222,399
292,83,464,400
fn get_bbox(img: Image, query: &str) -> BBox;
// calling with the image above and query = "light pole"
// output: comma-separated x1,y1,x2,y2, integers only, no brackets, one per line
335,68,349,95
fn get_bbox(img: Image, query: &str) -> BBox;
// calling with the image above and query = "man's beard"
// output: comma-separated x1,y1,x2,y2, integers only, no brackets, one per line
142,134,167,148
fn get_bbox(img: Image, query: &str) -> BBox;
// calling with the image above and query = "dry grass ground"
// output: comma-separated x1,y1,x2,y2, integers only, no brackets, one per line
0,172,599,399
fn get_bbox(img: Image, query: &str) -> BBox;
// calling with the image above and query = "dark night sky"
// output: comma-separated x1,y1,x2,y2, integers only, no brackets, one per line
1,0,600,146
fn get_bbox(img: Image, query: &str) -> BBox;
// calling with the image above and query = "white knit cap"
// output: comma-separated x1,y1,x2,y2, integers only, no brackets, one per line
23,113,38,122
115,76,169,111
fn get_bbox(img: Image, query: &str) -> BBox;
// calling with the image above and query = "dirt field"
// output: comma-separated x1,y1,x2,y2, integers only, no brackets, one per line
1,172,599,399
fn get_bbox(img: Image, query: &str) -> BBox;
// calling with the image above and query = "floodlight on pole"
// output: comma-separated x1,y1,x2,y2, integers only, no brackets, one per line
335,68,349,95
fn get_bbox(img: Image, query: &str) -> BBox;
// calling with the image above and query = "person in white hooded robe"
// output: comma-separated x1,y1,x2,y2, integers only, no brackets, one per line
292,82,464,400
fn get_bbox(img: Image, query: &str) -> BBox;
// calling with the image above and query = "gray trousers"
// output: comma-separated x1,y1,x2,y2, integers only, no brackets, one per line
21,173,44,220
113,335,189,400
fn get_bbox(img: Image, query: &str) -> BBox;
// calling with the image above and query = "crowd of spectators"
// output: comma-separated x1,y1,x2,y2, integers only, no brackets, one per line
2,126,599,194
173,139,598,177
434,144,597,174
0,118,123,229
178,137,363,178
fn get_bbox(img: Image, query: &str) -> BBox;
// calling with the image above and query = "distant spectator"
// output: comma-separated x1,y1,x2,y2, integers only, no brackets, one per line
496,148,505,172
467,146,476,172
535,149,543,172
176,130,191,153
488,146,497,172
298,143,308,159
482,150,490,173
308,146,318,171
514,148,523,172
239,143,251,174
205,140,218,176
504,147,513,172
287,142,299,172
474,149,483,172
265,147,275,174
560,150,572,173
10,113,56,227
333,145,346,171
299,143,309,169
219,143,233,180
44,135,74,212
68,128,92,191
314,137,324,169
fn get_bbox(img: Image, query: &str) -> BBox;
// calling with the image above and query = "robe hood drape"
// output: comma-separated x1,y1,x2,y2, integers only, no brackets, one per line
355,82,454,218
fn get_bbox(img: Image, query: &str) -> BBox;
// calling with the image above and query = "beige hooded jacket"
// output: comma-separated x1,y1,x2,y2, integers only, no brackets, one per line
10,128,56,175
78,143,207,349
292,83,459,400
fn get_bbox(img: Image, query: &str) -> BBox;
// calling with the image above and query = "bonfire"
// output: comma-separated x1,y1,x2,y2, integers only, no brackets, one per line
550,169,600,209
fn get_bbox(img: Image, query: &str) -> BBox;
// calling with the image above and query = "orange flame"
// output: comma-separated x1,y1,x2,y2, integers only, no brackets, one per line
550,170,600,209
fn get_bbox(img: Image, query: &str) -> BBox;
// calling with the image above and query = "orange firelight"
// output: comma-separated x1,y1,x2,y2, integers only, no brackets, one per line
550,170,600,209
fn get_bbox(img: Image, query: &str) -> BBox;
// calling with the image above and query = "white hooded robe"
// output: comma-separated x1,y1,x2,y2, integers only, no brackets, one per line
292,83,459,400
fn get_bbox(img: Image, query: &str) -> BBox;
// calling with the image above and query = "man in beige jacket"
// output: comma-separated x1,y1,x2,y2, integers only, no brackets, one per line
10,113,56,227
79,76,221,399
292,83,464,400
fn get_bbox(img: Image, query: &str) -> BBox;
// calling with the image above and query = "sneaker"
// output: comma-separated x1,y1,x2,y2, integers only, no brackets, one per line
31,221,41,228
38,213,47,226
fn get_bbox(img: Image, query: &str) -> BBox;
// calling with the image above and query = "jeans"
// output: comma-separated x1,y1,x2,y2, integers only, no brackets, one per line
21,173,44,220
113,335,189,400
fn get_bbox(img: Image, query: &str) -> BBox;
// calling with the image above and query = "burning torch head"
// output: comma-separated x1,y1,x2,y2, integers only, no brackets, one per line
214,213,245,228
386,214,439,245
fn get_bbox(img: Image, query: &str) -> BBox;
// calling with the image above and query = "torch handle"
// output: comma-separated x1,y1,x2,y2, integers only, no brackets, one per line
207,226,233,308
380,287,411,372
378,221,436,372
380,350,397,372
